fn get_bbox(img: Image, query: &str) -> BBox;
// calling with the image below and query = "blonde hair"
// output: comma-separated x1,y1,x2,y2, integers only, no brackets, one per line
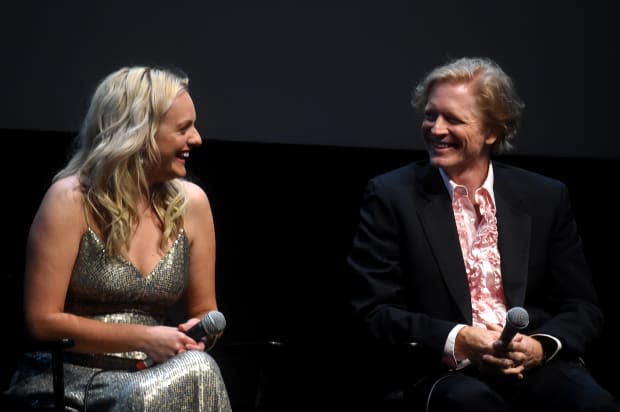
55,66,190,256
411,57,525,155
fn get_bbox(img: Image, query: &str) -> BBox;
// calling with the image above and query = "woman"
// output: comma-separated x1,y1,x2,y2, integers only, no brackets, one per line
6,66,232,411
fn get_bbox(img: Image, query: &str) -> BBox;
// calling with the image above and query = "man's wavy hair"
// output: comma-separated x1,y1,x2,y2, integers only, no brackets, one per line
411,57,525,155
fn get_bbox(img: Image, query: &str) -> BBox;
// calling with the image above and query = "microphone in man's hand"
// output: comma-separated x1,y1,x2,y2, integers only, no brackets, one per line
136,311,226,371
498,306,529,348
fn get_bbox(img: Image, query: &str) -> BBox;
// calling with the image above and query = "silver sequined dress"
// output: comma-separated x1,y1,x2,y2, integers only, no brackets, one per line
5,228,232,411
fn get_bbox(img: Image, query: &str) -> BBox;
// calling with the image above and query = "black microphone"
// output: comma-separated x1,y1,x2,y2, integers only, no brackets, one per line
185,310,227,343
498,306,529,348
136,311,226,371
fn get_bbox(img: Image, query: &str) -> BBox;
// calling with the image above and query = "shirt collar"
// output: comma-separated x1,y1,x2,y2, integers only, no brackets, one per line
438,163,495,204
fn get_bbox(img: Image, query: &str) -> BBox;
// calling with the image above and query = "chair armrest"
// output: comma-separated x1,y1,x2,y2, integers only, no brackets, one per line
218,339,285,355
25,337,75,352
25,338,74,412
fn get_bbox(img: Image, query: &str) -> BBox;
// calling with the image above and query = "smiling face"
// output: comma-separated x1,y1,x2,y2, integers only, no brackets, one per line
421,81,497,185
148,91,201,184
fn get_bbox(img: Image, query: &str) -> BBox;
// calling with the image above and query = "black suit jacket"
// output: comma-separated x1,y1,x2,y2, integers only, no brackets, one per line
348,160,603,373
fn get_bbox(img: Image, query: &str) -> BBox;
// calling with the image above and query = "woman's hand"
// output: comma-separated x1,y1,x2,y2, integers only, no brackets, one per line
142,325,201,363
177,318,207,351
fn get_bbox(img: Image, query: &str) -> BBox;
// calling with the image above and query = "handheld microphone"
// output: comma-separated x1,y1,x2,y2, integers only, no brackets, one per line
136,311,226,371
185,310,227,342
498,306,529,348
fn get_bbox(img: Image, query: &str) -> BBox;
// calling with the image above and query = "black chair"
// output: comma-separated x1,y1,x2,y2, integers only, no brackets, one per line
42,339,75,412
3,338,74,412
4,337,285,412
2,271,74,411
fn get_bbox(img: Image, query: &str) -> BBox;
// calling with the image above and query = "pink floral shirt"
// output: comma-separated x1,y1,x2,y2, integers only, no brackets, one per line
441,166,507,328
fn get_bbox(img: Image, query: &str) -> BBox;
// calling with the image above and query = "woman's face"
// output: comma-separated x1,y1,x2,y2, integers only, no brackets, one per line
150,91,201,183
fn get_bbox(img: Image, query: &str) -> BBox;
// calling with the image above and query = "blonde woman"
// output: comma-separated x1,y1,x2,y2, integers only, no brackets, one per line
6,66,231,411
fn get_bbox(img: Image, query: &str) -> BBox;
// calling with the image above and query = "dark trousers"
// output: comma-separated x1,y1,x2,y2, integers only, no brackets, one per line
407,358,620,412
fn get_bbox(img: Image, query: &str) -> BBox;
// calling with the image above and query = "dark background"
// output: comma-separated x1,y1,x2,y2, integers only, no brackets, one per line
1,1,617,410
0,0,616,157
2,133,618,410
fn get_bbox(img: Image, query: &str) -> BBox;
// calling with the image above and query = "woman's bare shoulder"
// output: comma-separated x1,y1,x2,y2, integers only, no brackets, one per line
46,175,83,198
180,180,213,236
37,175,86,227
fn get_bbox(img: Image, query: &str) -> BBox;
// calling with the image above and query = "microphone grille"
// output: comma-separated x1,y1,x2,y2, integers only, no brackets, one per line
201,311,227,334
506,306,529,329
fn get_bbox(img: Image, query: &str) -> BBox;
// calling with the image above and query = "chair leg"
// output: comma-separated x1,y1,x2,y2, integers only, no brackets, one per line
51,345,65,412
42,338,73,412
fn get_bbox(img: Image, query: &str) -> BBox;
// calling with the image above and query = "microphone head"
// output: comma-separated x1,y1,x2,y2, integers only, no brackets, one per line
201,311,226,334
506,306,529,329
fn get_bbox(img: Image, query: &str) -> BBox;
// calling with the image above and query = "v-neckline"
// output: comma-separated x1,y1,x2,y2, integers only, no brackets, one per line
86,228,185,278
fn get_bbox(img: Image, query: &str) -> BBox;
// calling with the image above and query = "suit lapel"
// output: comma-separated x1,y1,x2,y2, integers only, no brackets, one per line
494,168,531,307
416,166,473,323
415,163,533,320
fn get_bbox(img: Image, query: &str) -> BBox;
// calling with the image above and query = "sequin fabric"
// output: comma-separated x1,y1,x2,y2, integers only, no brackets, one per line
452,186,507,327
5,228,232,411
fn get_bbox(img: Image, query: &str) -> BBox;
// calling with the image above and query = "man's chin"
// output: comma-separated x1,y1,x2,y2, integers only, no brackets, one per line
429,155,452,169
